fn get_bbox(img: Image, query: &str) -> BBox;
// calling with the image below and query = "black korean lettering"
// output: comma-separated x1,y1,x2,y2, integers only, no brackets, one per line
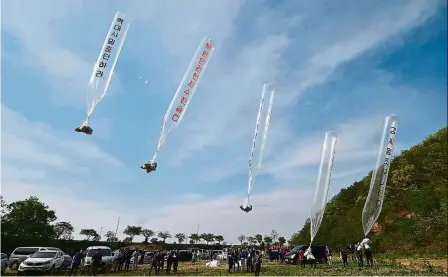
111,32,119,38
390,127,396,134
116,17,124,24
102,53,110,60
108,38,115,45
386,147,391,155
99,61,107,68
96,70,103,77
383,157,389,165
389,138,394,145
105,46,112,53
114,24,121,31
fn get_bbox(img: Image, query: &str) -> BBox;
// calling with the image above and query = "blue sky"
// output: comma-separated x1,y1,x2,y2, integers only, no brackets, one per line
1,0,446,243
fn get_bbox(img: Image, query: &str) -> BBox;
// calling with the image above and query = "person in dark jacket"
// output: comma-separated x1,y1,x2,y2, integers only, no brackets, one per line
69,250,83,276
227,252,234,272
124,249,132,271
340,249,348,267
90,250,102,276
166,251,173,273
148,251,159,276
246,250,253,272
254,251,262,276
173,251,179,273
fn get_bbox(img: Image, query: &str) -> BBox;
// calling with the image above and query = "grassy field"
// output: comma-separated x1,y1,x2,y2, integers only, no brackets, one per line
4,256,447,276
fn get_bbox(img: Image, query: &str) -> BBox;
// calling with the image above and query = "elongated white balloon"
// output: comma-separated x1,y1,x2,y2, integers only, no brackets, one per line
75,11,131,135
141,37,215,173
240,84,275,213
362,115,399,236
310,131,338,243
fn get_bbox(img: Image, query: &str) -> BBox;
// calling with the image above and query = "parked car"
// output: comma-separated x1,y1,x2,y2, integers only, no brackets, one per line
284,245,328,264
61,254,73,269
9,247,49,270
83,246,113,272
1,253,9,274
17,250,65,275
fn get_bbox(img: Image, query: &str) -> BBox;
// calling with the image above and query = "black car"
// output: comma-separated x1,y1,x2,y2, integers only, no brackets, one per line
284,245,328,264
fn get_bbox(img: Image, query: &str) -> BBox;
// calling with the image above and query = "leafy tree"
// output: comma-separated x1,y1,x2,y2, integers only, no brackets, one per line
1,196,57,243
80,229,99,241
175,233,186,244
123,237,133,243
263,236,272,244
238,234,246,245
150,237,159,244
214,235,224,244
201,233,215,245
246,236,256,245
93,235,101,242
53,221,74,240
123,225,142,242
141,229,154,243
189,233,200,244
157,231,171,243
278,236,286,246
105,231,118,242
254,234,263,245
270,229,279,244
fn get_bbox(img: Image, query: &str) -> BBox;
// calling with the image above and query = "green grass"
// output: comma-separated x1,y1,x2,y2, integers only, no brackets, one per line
4,258,446,276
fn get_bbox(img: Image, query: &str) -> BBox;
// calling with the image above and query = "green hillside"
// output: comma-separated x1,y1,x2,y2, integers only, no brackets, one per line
290,127,448,253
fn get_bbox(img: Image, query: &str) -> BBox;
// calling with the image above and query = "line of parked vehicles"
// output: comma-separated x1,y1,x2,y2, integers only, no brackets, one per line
1,246,231,275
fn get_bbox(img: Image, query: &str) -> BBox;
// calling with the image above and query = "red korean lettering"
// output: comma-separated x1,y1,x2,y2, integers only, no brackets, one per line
96,70,103,77
202,50,208,58
196,64,203,73
206,42,212,49
176,106,183,114
184,89,190,95
108,38,115,45
199,57,205,66
188,80,195,88
181,96,188,105
193,72,199,81
172,113,179,122
105,46,112,53
99,61,107,68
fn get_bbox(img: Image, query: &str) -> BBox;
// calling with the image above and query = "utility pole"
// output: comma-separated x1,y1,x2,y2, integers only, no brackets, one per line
115,217,120,238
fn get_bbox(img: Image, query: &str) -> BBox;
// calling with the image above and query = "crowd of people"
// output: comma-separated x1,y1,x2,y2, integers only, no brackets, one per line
226,248,263,276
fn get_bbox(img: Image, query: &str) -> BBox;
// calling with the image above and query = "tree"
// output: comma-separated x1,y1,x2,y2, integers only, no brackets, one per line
270,229,279,244
246,236,256,245
1,196,57,243
278,236,286,246
93,235,101,242
175,233,186,244
255,234,263,245
123,237,133,243
123,225,142,242
105,231,118,242
263,236,272,244
238,234,246,245
80,229,99,241
214,235,224,244
150,238,159,244
157,231,172,243
141,229,154,243
53,221,74,240
201,233,215,245
189,233,200,244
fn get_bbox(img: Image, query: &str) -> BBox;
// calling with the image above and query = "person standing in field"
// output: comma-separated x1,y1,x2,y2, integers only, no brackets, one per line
254,251,262,276
356,243,364,267
340,249,348,267
325,246,333,265
69,249,83,276
227,251,234,272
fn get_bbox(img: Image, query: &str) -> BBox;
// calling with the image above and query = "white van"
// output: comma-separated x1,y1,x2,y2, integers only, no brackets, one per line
83,246,113,271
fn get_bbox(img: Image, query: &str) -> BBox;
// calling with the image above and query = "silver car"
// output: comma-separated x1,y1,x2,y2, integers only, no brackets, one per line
1,253,9,274
9,247,48,270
